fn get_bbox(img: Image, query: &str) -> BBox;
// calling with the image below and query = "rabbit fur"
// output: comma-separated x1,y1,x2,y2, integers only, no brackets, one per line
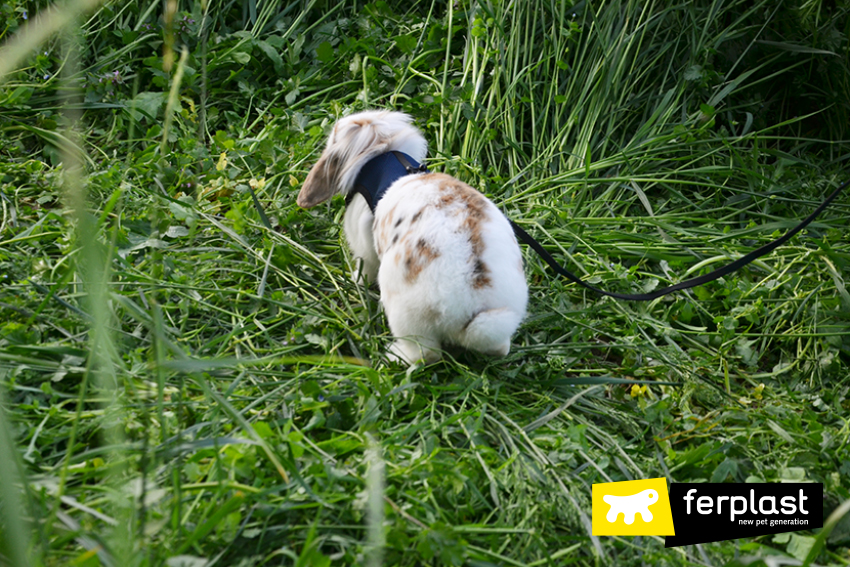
297,110,528,364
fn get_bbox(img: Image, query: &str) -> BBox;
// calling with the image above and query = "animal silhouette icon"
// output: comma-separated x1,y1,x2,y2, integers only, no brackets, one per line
603,488,659,524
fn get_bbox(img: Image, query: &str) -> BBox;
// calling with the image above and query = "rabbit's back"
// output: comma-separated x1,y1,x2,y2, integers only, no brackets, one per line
373,173,527,342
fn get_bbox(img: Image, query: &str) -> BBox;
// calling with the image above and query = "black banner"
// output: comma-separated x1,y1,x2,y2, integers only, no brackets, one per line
665,483,823,547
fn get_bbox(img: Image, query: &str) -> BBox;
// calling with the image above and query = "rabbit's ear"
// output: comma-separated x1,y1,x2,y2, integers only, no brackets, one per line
297,153,342,208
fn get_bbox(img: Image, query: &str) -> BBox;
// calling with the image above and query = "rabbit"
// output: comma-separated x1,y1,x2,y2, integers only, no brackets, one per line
297,110,528,364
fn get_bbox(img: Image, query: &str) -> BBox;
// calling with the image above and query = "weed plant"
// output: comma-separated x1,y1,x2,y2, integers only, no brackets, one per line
1,0,850,566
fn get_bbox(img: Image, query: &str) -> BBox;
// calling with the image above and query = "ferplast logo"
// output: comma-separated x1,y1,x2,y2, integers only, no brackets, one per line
592,478,675,536
592,480,823,545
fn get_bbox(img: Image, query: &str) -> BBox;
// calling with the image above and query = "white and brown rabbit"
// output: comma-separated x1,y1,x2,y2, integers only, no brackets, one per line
297,110,528,364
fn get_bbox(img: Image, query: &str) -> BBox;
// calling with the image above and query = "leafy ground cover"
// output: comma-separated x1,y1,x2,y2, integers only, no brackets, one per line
1,0,850,565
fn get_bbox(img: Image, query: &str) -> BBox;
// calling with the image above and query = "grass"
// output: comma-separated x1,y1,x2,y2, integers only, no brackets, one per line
1,0,850,565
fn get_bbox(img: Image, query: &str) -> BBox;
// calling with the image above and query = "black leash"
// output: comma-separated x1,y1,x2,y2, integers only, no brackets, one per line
512,177,850,301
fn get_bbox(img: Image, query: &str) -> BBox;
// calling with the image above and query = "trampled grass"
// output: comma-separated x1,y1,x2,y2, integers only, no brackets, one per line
1,1,850,566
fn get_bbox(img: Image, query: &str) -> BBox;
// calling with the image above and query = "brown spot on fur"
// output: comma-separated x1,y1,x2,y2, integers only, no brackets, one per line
377,204,398,246
417,238,435,253
402,237,441,283
379,207,394,232
472,258,491,289
411,209,423,224
434,176,493,290
438,192,458,207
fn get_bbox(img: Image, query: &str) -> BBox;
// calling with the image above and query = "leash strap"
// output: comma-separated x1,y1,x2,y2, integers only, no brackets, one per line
391,151,429,174
512,177,849,301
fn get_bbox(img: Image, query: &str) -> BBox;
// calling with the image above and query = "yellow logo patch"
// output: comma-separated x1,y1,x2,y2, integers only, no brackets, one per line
592,478,675,536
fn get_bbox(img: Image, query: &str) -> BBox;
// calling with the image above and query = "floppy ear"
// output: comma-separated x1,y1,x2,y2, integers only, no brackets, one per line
297,153,342,208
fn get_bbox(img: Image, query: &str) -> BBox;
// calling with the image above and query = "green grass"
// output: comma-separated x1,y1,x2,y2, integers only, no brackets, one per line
1,0,850,565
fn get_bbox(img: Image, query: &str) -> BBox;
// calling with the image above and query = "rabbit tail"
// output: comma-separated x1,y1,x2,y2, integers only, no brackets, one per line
458,307,523,356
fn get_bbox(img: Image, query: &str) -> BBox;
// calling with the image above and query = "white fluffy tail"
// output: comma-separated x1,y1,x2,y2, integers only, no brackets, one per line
459,308,523,356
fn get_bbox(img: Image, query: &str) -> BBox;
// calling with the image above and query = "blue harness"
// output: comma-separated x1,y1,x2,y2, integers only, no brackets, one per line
346,151,428,211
